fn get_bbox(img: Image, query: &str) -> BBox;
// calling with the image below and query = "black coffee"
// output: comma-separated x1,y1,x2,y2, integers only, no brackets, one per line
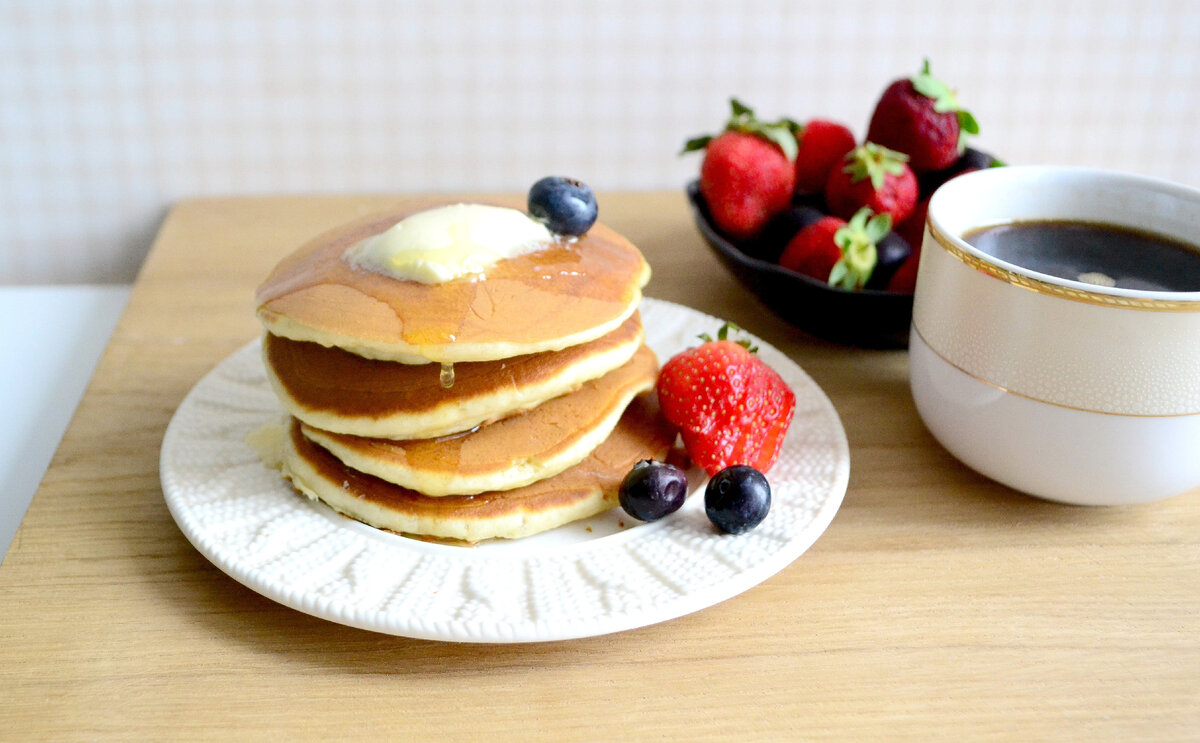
963,220,1200,292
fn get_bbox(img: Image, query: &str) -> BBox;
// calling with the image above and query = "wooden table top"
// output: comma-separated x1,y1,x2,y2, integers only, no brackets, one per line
2,193,1197,741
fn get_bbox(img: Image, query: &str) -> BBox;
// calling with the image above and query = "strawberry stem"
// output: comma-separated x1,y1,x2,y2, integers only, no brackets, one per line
843,143,909,190
910,59,979,153
829,208,890,290
697,322,758,353
680,99,800,161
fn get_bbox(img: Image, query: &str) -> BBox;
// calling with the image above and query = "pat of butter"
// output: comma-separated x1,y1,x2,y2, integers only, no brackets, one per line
345,203,554,283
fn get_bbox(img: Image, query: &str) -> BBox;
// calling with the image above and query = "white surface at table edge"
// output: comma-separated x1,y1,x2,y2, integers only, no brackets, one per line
0,285,131,562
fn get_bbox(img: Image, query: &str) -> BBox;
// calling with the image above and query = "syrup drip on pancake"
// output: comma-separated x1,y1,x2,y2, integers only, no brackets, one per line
255,197,661,541
298,346,661,496
262,313,642,419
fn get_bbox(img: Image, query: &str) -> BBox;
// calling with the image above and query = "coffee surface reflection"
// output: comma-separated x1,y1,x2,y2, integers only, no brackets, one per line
964,220,1200,292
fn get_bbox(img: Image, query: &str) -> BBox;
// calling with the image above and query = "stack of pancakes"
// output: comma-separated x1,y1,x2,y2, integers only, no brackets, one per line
254,201,676,543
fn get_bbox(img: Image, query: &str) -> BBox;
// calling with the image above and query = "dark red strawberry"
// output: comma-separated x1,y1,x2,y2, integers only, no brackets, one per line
895,196,929,254
656,324,795,476
866,59,979,173
793,118,856,195
779,216,845,282
887,248,921,294
825,143,918,224
751,205,826,262
683,100,798,241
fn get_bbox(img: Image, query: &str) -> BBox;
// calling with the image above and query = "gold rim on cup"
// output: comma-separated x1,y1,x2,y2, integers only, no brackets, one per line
926,219,1200,313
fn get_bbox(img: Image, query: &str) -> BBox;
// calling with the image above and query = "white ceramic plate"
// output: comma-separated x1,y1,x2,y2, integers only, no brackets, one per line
160,298,849,642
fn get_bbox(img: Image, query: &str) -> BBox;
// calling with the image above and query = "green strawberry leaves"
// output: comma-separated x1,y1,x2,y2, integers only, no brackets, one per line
681,98,799,162
911,59,959,113
829,208,891,290
843,143,909,189
723,98,799,161
681,134,714,153
910,59,979,151
698,322,759,354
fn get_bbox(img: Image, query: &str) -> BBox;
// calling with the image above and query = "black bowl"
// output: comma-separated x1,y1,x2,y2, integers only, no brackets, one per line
686,181,914,348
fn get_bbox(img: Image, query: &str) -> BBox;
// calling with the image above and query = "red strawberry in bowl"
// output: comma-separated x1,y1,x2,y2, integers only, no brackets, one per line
825,143,918,224
682,99,798,241
793,118,857,195
895,196,929,256
827,207,896,290
656,324,795,476
779,207,902,292
886,248,921,294
867,59,979,173
778,215,846,283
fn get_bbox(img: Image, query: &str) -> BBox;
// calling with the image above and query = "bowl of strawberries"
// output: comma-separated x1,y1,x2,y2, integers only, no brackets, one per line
684,60,1001,348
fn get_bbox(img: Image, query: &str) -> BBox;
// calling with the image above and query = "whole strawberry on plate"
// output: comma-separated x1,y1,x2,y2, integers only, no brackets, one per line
656,324,796,476
682,99,798,241
866,59,979,173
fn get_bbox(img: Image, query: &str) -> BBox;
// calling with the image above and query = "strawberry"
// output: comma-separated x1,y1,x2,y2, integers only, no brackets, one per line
886,248,920,294
656,324,796,476
779,216,846,282
828,207,893,290
751,205,826,262
825,143,918,224
866,59,979,173
793,118,856,195
780,208,894,290
895,196,929,255
683,99,798,241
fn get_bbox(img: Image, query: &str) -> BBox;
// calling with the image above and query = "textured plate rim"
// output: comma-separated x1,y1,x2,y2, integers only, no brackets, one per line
160,297,850,643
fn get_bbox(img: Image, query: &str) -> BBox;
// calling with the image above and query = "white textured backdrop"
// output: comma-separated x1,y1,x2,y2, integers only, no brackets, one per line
2,0,1198,283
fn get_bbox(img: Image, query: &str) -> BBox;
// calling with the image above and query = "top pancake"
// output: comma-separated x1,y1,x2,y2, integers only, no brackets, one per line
255,200,651,364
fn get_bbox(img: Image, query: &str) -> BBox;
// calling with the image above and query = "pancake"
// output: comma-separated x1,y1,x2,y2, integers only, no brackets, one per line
276,394,676,542
255,201,651,364
262,313,644,440
301,345,659,496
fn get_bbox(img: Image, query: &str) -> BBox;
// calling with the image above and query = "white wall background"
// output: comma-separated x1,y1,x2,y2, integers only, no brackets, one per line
3,0,1198,284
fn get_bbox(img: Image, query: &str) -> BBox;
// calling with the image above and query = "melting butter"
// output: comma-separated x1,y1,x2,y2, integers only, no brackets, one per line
344,203,554,283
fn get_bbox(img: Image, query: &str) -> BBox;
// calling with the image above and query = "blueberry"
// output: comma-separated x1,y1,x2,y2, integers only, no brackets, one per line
918,147,1003,198
528,176,598,236
865,231,913,290
619,460,688,522
705,465,771,534
958,147,1002,171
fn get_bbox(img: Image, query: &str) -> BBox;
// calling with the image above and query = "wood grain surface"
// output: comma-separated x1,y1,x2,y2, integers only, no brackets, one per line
1,193,1197,741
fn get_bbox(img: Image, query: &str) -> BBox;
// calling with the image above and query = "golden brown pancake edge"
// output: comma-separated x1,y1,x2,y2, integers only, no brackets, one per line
300,344,660,496
277,393,676,543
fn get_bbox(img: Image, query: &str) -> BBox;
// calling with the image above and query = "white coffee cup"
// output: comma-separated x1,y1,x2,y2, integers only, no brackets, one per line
909,165,1200,505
